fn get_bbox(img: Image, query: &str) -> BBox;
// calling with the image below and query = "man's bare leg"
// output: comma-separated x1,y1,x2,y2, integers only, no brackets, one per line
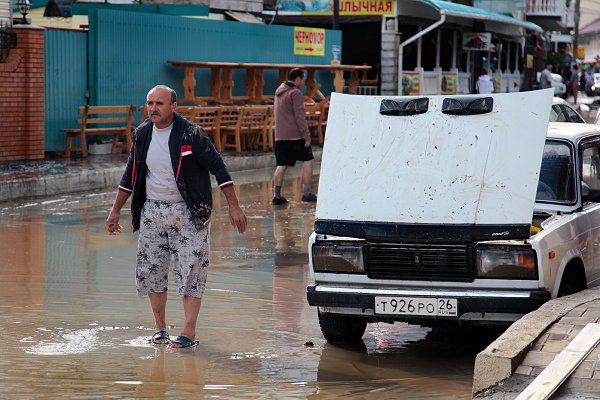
301,159,314,193
169,295,202,348
149,292,169,343
273,165,289,203
301,159,317,201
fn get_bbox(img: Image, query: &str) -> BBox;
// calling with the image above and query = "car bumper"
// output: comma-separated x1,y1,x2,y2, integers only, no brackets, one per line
306,284,551,323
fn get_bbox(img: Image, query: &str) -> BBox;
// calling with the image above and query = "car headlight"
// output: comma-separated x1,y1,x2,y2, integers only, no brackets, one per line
476,245,538,279
312,243,365,273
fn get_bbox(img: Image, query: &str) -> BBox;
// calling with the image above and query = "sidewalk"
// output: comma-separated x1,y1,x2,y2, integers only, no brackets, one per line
473,287,600,399
0,149,322,203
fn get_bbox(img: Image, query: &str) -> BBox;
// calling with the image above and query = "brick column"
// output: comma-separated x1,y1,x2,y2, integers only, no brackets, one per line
0,25,45,161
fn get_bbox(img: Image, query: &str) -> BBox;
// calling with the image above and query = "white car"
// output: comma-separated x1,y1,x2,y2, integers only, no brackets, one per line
550,73,567,96
550,97,586,123
307,91,600,343
537,72,567,96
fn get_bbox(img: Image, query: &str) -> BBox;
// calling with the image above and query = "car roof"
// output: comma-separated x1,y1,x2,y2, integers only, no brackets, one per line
552,97,569,105
547,122,600,142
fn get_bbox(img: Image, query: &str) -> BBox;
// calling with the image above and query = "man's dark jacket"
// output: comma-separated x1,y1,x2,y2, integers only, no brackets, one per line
118,112,233,231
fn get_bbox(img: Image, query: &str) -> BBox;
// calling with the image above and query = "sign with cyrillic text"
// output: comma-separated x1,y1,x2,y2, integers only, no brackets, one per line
294,27,325,56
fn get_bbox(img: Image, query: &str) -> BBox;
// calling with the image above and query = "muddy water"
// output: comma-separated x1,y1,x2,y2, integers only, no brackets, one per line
0,169,498,399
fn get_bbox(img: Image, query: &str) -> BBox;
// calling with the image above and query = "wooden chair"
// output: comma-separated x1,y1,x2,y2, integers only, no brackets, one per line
305,103,322,142
263,105,275,150
139,105,148,125
177,106,195,120
221,106,269,153
317,101,329,145
188,106,223,151
360,65,379,85
63,105,136,158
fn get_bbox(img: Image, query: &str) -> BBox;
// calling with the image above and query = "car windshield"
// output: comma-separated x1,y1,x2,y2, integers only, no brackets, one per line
536,140,576,203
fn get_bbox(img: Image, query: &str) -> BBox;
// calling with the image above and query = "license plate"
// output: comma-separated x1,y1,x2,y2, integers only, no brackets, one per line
375,296,458,317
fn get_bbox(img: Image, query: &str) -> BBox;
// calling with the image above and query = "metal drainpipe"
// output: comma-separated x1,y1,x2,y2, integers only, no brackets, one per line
397,14,446,95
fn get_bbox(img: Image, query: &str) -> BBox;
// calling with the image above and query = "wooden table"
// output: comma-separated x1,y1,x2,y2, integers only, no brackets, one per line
168,61,371,104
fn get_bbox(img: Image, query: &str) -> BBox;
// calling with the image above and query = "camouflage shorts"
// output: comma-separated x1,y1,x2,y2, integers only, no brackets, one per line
136,200,210,298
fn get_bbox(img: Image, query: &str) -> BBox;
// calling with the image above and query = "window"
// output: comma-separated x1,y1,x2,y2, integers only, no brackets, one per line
562,105,585,123
550,105,566,122
581,141,600,195
537,141,576,203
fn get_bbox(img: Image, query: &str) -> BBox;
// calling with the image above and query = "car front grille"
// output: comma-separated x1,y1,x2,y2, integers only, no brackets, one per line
367,243,472,281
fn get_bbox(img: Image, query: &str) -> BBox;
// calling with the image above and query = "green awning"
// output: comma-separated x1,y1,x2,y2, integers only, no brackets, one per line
398,0,543,35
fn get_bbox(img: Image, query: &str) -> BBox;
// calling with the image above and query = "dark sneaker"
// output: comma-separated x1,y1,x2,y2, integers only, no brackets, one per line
301,193,317,202
272,196,288,205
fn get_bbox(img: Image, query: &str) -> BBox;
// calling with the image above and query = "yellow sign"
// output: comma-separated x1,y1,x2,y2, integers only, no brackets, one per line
294,27,325,56
526,54,534,69
278,0,395,16
401,72,420,95
338,0,395,15
441,72,457,94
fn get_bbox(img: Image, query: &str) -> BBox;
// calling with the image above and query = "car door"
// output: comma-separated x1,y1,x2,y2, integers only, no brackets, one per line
580,137,600,286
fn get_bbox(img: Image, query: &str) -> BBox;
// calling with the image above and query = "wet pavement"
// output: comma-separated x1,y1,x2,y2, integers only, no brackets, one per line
0,167,499,399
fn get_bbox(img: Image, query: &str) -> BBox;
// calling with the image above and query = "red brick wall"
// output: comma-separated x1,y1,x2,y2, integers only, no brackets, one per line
0,26,45,161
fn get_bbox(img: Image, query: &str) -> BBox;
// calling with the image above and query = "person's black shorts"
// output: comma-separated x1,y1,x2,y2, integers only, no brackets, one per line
274,139,314,167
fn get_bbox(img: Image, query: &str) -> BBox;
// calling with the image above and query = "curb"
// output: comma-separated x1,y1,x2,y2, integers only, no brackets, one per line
472,286,600,396
0,149,322,203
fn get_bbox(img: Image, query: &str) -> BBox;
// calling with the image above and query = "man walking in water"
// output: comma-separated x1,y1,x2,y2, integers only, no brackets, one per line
105,85,247,348
272,68,318,205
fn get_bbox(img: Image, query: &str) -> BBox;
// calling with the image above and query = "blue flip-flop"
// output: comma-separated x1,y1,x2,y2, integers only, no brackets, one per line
151,330,170,345
169,335,198,348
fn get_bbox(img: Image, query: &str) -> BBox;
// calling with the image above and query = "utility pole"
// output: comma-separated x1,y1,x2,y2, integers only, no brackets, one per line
333,0,339,30
573,0,580,64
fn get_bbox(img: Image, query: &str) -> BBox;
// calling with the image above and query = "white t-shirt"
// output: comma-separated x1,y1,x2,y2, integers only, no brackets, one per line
146,124,184,202
476,75,494,94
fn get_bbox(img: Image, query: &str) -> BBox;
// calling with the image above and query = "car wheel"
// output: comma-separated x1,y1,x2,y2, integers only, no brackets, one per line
318,310,367,344
557,269,583,297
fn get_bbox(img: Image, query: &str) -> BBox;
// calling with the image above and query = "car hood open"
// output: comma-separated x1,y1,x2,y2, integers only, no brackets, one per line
314,89,554,242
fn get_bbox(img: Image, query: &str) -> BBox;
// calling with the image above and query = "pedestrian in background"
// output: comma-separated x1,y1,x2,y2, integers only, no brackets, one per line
105,85,247,349
539,64,553,89
476,69,494,94
272,68,318,205
584,69,595,96
569,65,580,103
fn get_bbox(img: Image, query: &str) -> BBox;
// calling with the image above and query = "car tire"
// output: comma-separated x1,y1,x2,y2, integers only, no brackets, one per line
318,310,367,344
557,269,583,297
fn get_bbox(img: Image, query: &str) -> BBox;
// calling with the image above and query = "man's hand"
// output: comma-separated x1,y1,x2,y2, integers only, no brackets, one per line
228,205,247,234
105,211,123,235
105,190,130,236
222,185,247,233
304,136,311,148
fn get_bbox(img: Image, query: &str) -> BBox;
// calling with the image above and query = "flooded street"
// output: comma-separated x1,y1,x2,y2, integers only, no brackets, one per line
0,169,500,399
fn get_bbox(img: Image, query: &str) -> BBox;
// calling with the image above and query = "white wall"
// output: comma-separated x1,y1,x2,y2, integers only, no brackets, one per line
0,0,11,26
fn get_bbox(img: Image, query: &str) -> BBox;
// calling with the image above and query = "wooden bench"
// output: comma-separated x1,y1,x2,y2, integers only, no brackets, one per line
63,105,136,158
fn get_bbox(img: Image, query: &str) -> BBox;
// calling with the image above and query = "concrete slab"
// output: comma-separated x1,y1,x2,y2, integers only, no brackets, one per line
473,287,600,396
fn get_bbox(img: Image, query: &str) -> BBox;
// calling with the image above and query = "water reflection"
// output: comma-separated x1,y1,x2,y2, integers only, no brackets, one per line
0,169,496,399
